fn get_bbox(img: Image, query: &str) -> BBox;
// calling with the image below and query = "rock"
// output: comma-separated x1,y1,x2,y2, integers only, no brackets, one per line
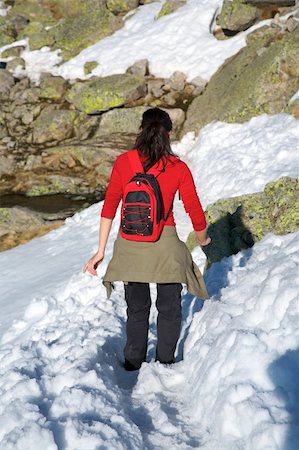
26,175,85,196
216,0,260,32
168,71,186,91
43,144,113,169
10,14,29,34
2,46,26,58
83,61,99,75
106,0,140,14
48,0,121,60
6,57,26,72
32,109,77,144
0,206,63,252
288,98,299,118
0,155,16,176
19,21,55,50
164,108,185,134
190,76,208,95
0,70,15,100
24,154,43,171
126,59,149,77
183,28,299,134
95,105,185,138
157,0,186,18
0,206,45,237
286,16,299,32
73,113,99,140
39,74,69,101
66,74,146,113
8,0,55,24
186,177,299,269
245,1,295,5
147,79,164,97
0,17,16,47
96,106,147,136
245,24,279,46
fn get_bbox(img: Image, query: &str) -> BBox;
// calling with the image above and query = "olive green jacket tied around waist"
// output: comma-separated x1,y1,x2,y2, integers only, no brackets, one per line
103,226,209,300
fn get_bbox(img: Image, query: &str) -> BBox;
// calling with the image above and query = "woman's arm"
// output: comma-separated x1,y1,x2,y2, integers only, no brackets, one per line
179,163,211,247
83,156,123,276
83,217,113,276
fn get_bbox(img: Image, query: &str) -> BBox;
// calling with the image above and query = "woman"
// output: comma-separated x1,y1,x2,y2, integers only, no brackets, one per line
83,108,211,371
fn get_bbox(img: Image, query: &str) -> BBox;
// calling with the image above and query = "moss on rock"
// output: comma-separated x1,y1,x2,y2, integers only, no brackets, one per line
66,74,145,113
157,0,186,18
216,0,260,32
106,0,139,14
48,0,120,60
183,28,299,135
187,177,299,269
32,109,77,144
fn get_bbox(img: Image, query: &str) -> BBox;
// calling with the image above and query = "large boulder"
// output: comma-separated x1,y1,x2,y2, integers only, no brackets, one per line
157,0,186,18
48,0,121,59
8,0,55,24
66,74,146,113
39,74,69,101
95,106,185,138
0,206,63,252
0,16,16,46
216,0,260,32
32,109,77,144
96,106,148,136
186,177,299,269
183,28,299,134
0,70,15,100
106,0,139,14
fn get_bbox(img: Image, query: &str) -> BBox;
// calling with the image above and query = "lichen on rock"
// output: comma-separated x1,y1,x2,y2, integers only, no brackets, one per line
183,28,299,134
66,74,146,113
216,0,260,32
186,177,299,270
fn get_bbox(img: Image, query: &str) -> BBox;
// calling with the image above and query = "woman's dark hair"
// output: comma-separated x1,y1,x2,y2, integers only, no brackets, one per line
135,107,176,172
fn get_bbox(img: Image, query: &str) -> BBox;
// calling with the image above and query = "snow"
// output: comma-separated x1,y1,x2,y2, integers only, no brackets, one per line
0,1,10,16
0,112,298,449
0,0,298,447
0,0,271,83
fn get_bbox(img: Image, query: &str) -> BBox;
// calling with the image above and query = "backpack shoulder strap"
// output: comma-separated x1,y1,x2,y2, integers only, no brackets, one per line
127,149,144,174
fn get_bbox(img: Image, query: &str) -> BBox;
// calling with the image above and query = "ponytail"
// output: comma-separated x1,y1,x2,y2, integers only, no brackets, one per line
134,108,176,172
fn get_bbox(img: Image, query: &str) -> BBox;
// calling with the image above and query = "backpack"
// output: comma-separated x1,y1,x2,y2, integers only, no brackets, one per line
120,149,172,242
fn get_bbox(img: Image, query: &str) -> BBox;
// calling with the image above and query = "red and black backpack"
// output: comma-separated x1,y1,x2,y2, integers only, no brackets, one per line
120,149,172,242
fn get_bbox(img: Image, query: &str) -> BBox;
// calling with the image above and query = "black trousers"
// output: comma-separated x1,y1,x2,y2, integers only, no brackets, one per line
124,282,183,366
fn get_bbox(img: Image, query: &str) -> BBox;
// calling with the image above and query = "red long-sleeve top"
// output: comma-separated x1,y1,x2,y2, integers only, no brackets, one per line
101,150,207,231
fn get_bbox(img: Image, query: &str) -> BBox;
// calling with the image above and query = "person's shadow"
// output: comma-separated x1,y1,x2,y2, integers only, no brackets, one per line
177,205,255,361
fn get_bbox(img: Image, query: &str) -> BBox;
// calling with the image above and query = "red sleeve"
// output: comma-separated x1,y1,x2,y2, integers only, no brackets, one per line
101,158,123,219
178,163,207,231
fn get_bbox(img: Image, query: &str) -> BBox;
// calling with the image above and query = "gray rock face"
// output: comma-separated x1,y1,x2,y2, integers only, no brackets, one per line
216,0,260,32
183,28,299,135
32,109,76,144
106,0,139,14
0,70,15,100
186,177,299,271
126,59,149,77
66,74,146,113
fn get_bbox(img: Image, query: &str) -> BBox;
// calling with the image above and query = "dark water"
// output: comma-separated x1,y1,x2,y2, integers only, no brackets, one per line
0,193,103,217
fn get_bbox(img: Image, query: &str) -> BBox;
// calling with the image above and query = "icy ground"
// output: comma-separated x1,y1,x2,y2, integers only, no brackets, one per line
0,113,298,449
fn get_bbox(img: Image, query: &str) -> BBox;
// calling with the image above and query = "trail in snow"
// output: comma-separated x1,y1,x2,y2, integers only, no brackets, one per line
0,113,298,449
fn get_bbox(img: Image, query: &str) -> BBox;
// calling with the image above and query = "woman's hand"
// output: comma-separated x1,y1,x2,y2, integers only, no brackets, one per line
83,251,104,276
198,236,211,247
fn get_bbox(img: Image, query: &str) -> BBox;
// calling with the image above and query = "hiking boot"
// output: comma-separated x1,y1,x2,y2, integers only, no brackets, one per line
123,359,142,371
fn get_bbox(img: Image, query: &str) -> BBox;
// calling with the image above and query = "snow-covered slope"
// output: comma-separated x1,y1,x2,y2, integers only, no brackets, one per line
1,0,272,83
0,113,298,449
0,0,298,446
